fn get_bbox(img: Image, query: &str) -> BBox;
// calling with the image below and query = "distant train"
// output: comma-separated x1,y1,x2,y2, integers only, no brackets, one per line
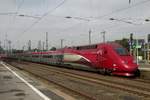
8,42,140,77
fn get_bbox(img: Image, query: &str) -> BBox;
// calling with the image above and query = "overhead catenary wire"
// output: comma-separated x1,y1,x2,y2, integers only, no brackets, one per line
0,12,17,15
6,0,25,29
12,0,150,48
15,0,150,36
4,0,25,40
94,0,150,20
13,0,67,43
54,0,150,34
13,0,25,19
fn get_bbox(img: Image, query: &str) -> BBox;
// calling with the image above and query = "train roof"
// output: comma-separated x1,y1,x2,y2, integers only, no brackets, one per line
65,42,123,50
12,42,123,55
105,42,123,48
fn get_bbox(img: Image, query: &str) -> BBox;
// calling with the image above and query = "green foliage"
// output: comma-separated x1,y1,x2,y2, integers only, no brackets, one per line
0,46,4,53
50,47,56,51
115,38,129,50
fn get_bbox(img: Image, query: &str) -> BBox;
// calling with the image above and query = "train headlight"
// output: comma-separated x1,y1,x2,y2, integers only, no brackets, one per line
124,64,129,68
113,64,117,67
113,68,116,71
122,60,128,64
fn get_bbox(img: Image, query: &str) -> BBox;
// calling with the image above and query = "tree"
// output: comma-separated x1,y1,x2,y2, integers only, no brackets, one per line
0,46,4,53
115,38,129,50
50,47,56,51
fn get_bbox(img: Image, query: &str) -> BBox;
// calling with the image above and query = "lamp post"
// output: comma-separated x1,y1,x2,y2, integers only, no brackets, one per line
65,16,90,21
110,17,150,25
65,16,92,44
18,14,41,19
109,18,136,25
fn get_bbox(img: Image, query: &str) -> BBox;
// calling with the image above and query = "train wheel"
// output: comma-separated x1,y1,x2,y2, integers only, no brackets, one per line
106,69,112,75
99,68,106,75
134,69,140,77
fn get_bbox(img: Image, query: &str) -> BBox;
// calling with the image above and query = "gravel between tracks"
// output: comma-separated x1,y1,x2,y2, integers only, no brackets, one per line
7,60,150,100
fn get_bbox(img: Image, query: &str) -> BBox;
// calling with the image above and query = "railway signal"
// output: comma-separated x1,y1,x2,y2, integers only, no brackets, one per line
147,34,150,63
129,0,131,4
129,33,133,54
148,34,150,43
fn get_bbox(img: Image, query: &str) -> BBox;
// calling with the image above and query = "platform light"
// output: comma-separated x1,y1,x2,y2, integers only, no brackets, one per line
109,18,115,20
65,16,72,19
145,19,150,22
18,14,41,19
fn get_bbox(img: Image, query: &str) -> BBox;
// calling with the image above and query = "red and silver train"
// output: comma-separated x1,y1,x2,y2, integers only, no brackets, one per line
9,42,139,77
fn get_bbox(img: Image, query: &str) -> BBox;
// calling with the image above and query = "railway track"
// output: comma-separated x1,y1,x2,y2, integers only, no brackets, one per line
5,62,97,100
30,64,150,97
131,78,150,84
7,61,150,99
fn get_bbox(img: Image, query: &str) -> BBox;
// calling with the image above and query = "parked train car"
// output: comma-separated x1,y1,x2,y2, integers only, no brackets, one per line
8,42,139,77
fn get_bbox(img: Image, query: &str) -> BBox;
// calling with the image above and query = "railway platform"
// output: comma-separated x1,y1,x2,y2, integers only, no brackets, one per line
139,63,150,79
0,61,74,100
139,63,150,70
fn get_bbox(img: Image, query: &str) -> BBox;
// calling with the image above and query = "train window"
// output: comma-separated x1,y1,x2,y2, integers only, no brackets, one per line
49,55,53,58
115,48,129,55
32,55,39,57
76,45,97,50
43,55,53,58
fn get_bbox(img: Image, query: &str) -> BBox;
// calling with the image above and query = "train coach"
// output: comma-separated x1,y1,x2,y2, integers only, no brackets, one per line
8,42,140,77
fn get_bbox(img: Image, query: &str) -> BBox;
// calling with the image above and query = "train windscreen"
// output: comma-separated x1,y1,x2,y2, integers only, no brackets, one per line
115,48,129,56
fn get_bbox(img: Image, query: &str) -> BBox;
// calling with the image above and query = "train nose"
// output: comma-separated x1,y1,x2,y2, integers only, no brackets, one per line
123,64,138,72
121,59,138,71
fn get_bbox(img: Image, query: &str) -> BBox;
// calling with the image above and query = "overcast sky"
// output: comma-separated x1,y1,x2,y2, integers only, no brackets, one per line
0,0,150,49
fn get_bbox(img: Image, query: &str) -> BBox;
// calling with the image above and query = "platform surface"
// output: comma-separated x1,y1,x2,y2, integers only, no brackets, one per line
0,61,51,100
139,63,150,71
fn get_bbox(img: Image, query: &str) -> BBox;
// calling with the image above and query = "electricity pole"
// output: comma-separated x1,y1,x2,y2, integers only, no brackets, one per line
129,0,131,4
136,39,139,64
101,31,106,43
89,29,91,44
22,45,25,52
38,40,42,51
5,34,8,53
147,43,149,63
130,33,133,55
61,39,64,48
28,40,31,51
144,43,146,61
46,32,48,51
8,40,11,53
0,41,1,53
42,41,45,51
147,34,150,63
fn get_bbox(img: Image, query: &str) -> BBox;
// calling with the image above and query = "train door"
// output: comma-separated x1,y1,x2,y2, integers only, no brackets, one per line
97,47,108,74
97,48,105,68
103,49,108,67
101,48,108,68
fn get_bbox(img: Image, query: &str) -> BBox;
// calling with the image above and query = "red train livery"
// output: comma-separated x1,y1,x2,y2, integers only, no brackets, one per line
9,42,139,77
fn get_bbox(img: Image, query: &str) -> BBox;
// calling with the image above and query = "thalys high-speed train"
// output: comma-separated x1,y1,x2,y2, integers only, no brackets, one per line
8,42,139,76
